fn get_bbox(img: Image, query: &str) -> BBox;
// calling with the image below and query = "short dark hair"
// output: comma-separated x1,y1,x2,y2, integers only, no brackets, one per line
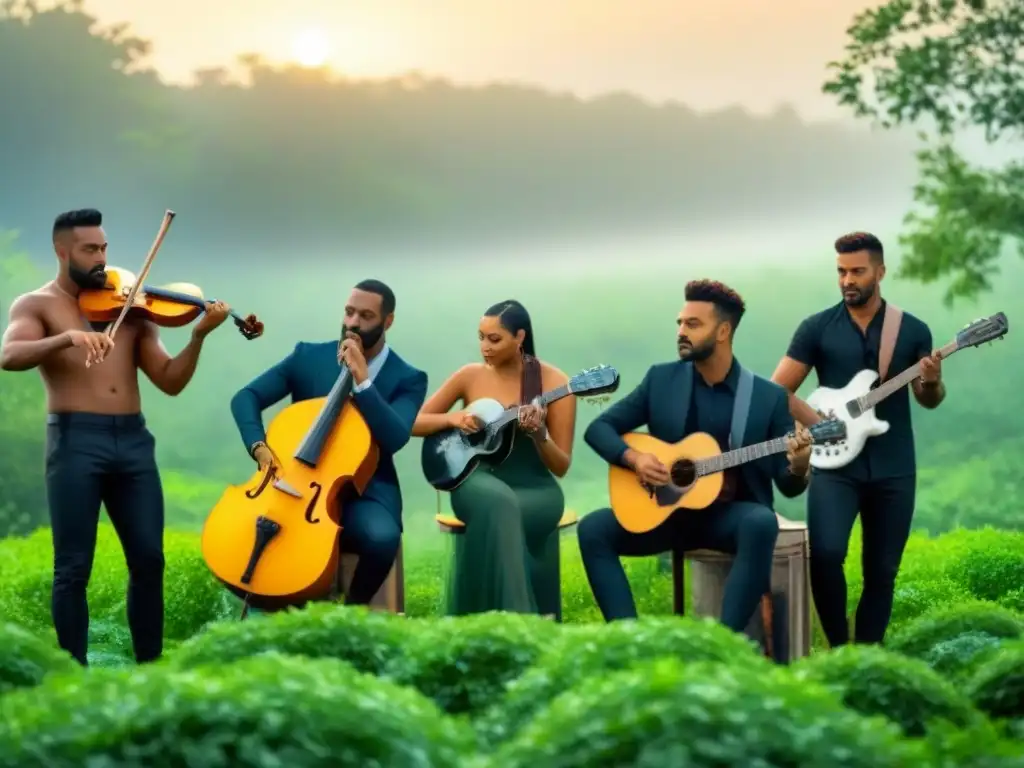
835,232,884,265
53,208,102,240
354,279,396,316
685,279,746,334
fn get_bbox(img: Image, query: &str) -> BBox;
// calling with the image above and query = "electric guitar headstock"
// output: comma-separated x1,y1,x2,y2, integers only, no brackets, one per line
950,312,1008,353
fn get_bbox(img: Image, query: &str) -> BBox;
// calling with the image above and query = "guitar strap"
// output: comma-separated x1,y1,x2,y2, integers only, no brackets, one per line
729,365,755,450
878,302,904,382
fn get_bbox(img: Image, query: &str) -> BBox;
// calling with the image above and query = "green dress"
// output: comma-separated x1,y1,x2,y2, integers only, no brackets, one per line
443,430,566,616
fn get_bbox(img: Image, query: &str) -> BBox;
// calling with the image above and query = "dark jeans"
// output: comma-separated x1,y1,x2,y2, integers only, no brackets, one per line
578,502,779,631
44,412,165,665
339,497,401,605
807,470,916,646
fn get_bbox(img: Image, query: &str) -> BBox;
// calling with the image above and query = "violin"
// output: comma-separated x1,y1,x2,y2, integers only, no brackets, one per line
81,209,263,342
79,266,264,340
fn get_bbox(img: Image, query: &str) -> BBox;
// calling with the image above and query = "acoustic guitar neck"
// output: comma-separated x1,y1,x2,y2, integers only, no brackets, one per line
489,383,573,430
693,437,791,478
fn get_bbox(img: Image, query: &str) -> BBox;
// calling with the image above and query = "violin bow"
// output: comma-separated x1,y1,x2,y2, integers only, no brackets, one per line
105,209,176,341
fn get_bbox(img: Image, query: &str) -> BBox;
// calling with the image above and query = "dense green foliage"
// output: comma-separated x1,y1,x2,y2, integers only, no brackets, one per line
792,644,981,736
0,653,477,767
1,524,1023,762
824,0,1024,304
0,621,78,695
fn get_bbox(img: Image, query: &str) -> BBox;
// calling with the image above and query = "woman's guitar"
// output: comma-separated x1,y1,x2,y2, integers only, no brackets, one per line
421,364,621,491
807,312,1008,470
609,419,846,534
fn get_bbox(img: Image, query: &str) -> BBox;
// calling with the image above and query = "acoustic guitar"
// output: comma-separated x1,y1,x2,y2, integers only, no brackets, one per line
421,364,620,491
609,418,846,534
201,363,377,611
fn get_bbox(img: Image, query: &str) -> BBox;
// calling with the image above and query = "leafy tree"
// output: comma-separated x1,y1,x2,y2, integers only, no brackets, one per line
824,0,1024,305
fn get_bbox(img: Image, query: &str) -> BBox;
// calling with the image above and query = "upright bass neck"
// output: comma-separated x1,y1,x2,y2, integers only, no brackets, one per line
293,363,353,467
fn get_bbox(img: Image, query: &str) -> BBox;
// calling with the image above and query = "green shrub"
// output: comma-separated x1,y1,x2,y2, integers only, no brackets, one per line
922,631,1005,680
0,622,78,695
170,602,412,676
388,611,560,717
918,720,1024,767
997,588,1024,613
490,657,917,767
0,525,234,641
958,547,1024,603
476,615,767,742
0,653,476,767
967,644,1024,720
889,577,973,631
793,644,980,736
886,601,1024,659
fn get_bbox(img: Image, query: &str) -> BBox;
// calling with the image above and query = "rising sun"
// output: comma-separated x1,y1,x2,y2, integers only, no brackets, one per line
291,28,331,68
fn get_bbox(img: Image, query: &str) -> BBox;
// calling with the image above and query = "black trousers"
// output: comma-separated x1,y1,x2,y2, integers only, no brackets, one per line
807,470,916,646
578,502,779,631
44,412,165,665
338,497,401,605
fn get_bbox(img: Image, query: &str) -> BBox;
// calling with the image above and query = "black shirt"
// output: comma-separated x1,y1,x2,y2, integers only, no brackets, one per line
787,300,933,480
685,358,755,502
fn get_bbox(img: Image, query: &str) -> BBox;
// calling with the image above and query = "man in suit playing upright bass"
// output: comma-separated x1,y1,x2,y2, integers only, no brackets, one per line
230,279,427,607
578,279,812,632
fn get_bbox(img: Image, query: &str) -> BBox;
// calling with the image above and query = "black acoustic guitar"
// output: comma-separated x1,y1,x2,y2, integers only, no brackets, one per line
420,364,621,491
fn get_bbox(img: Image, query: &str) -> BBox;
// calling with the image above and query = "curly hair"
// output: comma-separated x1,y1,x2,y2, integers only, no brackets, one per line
835,232,884,264
684,279,746,334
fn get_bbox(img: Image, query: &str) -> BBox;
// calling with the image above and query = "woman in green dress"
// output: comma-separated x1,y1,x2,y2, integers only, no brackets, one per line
412,299,577,615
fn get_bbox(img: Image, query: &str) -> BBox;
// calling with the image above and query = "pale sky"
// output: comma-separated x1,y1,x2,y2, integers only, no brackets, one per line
81,0,878,120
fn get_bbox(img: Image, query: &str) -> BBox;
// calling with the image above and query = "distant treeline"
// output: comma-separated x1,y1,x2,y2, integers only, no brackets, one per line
2,2,916,257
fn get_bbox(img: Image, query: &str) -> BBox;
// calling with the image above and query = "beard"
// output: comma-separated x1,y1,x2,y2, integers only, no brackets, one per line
678,336,715,362
842,281,876,307
68,262,107,290
341,322,384,351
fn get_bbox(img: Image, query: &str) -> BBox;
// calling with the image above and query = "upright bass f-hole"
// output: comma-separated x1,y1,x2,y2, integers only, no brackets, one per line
245,469,274,499
304,481,323,523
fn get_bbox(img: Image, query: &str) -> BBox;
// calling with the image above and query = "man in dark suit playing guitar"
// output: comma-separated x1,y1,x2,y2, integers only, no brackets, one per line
229,279,427,607
578,280,812,631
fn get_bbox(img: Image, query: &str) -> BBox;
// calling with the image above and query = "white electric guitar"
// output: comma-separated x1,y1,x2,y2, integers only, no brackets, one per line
807,312,1008,470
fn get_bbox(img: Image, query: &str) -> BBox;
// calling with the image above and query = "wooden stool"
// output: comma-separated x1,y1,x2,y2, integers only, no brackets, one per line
436,510,579,621
670,515,811,662
336,541,405,614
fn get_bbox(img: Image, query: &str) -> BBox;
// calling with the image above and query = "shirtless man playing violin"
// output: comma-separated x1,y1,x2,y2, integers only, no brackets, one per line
0,208,230,666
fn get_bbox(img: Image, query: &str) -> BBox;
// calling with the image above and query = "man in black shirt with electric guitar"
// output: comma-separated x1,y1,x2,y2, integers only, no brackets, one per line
772,232,1006,647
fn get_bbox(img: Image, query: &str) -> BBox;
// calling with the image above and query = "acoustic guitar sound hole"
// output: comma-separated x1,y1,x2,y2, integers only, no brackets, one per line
670,459,696,487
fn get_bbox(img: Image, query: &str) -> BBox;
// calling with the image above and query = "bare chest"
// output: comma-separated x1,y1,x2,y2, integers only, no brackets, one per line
42,303,140,383
464,369,539,407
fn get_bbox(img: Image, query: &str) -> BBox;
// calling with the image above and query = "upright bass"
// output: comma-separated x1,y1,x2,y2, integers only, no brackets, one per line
201,361,378,611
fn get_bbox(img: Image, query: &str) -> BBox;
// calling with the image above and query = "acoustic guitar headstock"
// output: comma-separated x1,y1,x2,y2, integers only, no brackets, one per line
234,314,265,340
807,418,846,445
568,365,621,397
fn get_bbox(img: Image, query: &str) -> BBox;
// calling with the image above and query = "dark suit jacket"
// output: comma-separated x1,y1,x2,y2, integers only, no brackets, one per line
230,341,428,525
584,360,807,510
